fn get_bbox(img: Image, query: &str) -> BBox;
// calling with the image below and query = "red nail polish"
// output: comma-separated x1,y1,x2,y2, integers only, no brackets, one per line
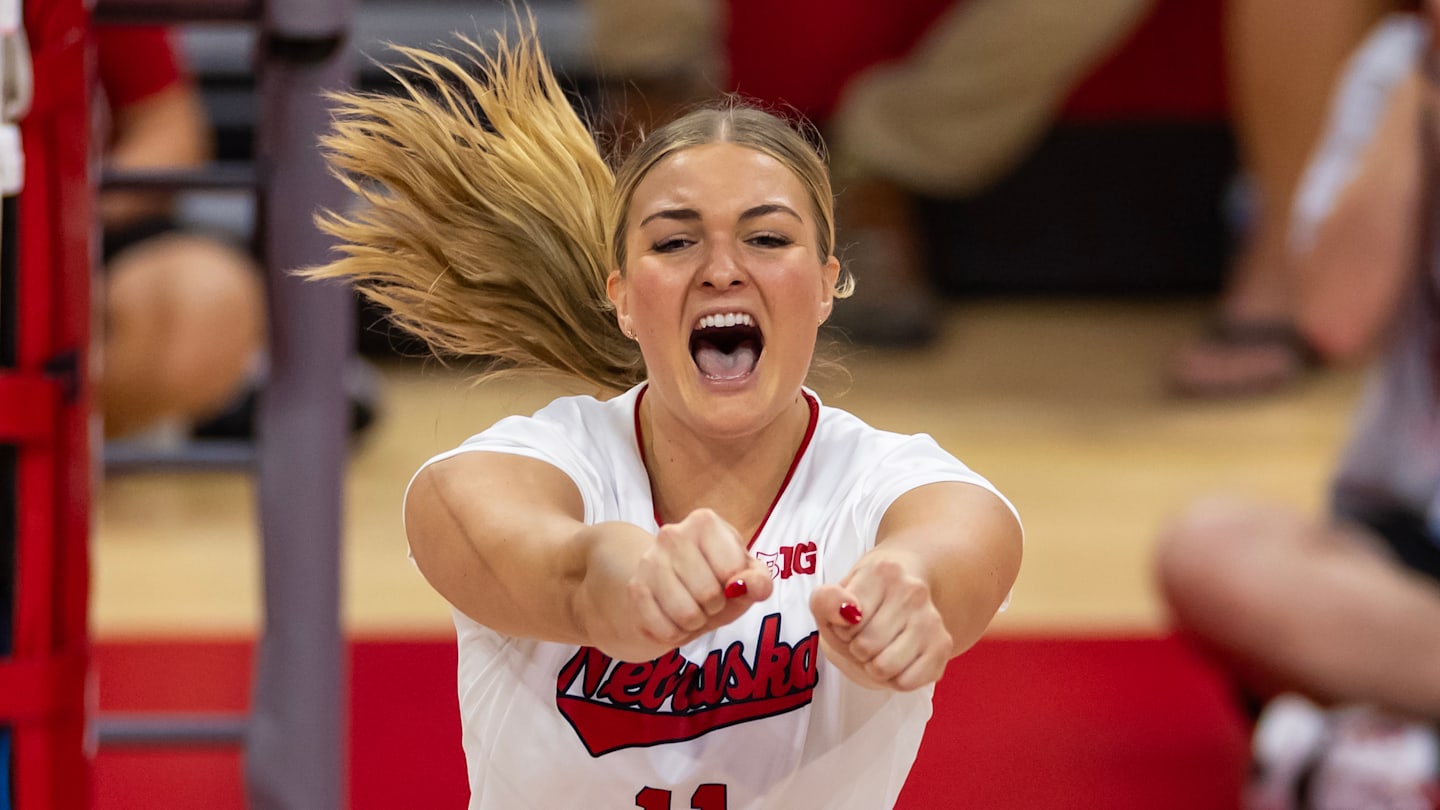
838,602,862,625
724,579,748,599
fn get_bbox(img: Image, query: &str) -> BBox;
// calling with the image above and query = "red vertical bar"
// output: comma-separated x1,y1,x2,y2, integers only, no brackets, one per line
49,0,95,721
10,0,93,808
53,2,96,803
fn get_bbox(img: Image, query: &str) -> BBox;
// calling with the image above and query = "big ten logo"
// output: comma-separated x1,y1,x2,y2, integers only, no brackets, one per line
754,542,817,581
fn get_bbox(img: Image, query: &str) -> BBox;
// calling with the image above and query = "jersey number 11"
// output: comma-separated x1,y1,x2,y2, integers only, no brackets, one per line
636,783,727,809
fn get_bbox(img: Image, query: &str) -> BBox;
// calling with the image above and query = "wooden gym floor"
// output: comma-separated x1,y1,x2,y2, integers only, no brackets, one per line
92,298,1365,640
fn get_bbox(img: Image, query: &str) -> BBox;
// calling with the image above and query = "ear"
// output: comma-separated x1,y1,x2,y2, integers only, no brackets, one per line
606,269,634,337
818,255,841,323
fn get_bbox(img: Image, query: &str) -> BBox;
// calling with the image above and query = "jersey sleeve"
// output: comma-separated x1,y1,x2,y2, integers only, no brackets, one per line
407,405,606,526
850,433,1021,549
846,433,1021,610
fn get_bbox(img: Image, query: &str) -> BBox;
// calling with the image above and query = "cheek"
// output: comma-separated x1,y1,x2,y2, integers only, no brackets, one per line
623,267,684,328
774,264,831,312
772,277,825,347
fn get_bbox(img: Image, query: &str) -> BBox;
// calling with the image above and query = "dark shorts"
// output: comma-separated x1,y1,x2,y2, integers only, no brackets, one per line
1338,503,1440,582
102,216,182,266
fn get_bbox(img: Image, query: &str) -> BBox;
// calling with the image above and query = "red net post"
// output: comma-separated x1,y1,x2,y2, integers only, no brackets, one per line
0,0,93,807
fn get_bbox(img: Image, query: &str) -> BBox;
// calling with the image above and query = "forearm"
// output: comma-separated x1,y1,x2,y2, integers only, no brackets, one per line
407,454,609,645
810,482,1020,691
875,483,1021,654
416,502,676,660
409,456,769,660
102,83,214,230
869,499,1021,656
569,521,668,659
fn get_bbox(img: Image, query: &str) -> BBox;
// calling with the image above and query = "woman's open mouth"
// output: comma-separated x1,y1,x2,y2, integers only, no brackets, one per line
690,312,763,381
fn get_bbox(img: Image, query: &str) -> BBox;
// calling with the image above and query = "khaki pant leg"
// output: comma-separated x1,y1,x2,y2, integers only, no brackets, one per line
832,0,1153,196
581,0,722,86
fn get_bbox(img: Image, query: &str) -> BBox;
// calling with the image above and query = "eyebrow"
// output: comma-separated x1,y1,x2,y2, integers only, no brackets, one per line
639,208,700,228
638,203,804,228
741,203,803,223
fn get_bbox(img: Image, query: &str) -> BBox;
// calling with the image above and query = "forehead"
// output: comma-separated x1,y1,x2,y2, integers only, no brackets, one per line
629,142,810,218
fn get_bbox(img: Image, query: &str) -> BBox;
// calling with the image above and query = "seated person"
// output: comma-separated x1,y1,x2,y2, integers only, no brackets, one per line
1156,9,1440,805
96,26,265,440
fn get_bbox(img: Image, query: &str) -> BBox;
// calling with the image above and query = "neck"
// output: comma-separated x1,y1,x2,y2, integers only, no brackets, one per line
638,390,814,540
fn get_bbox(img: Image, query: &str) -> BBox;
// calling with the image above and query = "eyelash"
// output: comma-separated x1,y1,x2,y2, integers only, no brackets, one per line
653,238,693,253
651,234,793,252
748,234,792,248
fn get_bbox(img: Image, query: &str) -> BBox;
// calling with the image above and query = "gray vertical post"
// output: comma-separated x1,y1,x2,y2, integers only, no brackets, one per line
246,0,353,807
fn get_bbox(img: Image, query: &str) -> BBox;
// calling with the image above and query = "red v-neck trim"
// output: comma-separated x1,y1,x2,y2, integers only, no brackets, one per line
632,384,820,549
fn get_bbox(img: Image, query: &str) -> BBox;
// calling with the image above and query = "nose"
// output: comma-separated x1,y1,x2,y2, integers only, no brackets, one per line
698,241,747,289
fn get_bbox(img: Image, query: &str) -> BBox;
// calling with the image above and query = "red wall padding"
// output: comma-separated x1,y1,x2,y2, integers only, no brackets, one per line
1061,0,1229,121
724,0,1228,125
724,0,956,121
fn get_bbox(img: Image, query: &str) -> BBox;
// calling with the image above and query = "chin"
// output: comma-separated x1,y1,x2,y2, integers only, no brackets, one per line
685,371,798,435
694,370,758,395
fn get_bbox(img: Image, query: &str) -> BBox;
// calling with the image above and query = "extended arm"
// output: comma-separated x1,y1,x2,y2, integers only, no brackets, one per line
405,451,773,661
810,482,1022,690
101,81,213,230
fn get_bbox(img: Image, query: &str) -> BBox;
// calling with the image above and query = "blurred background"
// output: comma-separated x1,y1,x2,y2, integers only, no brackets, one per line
12,0,1406,806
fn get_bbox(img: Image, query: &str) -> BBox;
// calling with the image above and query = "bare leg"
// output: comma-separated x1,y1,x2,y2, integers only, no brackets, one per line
101,233,266,438
1155,494,1440,720
1224,0,1391,321
1169,0,1393,396
1296,68,1422,360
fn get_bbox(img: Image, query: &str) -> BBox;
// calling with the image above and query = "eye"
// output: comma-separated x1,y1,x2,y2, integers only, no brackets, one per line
653,237,694,253
747,233,793,248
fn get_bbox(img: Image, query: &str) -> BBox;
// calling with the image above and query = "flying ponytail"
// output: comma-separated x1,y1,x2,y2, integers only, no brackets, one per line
303,19,645,392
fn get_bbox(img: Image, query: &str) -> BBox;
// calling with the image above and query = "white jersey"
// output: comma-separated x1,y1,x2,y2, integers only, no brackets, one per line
415,384,1017,810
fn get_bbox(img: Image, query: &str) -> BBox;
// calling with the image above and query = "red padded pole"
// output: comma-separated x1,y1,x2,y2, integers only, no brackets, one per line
3,0,94,807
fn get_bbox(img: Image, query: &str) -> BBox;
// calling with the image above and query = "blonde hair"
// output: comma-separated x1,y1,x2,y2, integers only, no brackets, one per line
305,21,846,394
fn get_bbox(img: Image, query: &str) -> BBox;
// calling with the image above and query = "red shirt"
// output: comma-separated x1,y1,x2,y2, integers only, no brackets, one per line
95,26,186,110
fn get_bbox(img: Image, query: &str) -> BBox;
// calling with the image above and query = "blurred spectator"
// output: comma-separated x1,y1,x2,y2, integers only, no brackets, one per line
585,0,1153,346
583,0,722,153
822,0,1151,346
1167,0,1403,397
1155,11,1440,805
96,26,266,439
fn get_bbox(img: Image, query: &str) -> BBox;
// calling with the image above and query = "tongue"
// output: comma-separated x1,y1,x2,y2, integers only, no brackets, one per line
694,340,759,380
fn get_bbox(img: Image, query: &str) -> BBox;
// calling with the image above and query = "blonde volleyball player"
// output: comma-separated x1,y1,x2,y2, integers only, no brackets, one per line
304,20,1021,809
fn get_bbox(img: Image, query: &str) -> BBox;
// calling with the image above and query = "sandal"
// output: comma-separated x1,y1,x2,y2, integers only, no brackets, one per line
1168,318,1323,398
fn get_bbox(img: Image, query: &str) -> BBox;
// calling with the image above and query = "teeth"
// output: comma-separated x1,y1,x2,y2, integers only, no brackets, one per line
696,312,754,330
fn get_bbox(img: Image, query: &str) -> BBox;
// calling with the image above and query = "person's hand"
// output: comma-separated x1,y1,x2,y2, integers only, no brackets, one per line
810,551,954,691
584,508,774,662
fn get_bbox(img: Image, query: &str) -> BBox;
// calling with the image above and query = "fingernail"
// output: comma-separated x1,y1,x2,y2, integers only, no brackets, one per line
724,579,748,599
838,602,862,625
